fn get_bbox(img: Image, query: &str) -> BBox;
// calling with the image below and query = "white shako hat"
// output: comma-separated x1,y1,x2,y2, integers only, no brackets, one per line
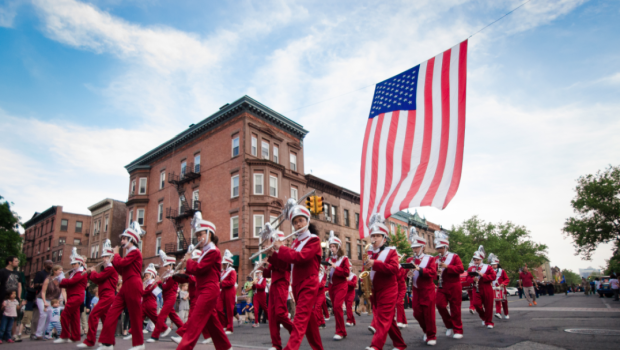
368,213,389,237
472,245,486,260
488,253,499,265
192,212,215,240
159,250,176,267
191,249,202,260
409,227,426,248
288,204,311,223
70,247,86,266
144,263,158,278
222,249,234,265
101,239,114,257
121,221,145,245
434,230,449,249
328,230,341,247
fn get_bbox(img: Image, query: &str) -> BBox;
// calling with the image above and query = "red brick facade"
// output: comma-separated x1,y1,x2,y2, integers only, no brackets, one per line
86,199,127,263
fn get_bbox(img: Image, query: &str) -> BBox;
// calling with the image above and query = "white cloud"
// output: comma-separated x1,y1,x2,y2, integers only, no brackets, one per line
0,0,20,28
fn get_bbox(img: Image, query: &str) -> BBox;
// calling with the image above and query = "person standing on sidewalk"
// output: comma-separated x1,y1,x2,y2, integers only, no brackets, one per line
610,273,619,301
519,264,537,307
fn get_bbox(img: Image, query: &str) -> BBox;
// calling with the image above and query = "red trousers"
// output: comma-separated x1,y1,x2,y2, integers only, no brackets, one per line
268,281,294,350
99,279,144,346
369,289,406,350
128,299,157,335
328,284,347,337
217,289,236,332
345,288,356,325
283,282,323,350
59,296,81,341
152,299,184,339
472,286,494,326
253,292,268,324
436,284,463,334
468,289,475,309
495,299,508,315
83,294,114,346
315,289,326,325
176,292,230,350
395,287,407,325
412,288,436,341
322,296,329,318
176,302,209,339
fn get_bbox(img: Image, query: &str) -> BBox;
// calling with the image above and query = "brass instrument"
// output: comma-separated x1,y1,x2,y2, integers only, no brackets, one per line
475,265,480,293
437,254,445,289
359,243,372,313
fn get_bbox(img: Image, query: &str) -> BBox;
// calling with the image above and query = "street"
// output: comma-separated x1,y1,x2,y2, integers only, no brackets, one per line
15,293,620,350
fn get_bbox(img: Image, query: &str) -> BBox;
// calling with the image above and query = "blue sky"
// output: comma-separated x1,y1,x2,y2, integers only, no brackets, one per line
1,0,619,273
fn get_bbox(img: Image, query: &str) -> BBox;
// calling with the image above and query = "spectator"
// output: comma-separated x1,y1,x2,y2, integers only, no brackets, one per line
178,284,190,323
287,284,296,320
241,297,254,324
519,264,537,306
0,290,19,343
594,278,602,297
517,285,523,299
17,280,36,340
44,299,62,340
0,257,22,311
81,287,94,335
31,260,52,337
589,279,596,295
90,288,99,310
34,265,64,340
610,273,619,301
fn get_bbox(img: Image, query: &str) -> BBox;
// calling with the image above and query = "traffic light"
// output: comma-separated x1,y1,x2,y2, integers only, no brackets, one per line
305,196,314,214
315,196,324,214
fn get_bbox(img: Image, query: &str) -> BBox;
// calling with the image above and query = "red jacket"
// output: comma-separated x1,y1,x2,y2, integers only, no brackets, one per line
328,256,350,287
60,269,88,299
220,268,237,290
436,253,464,285
495,268,510,287
318,272,327,291
466,265,477,285
159,276,179,302
173,274,197,307
397,267,408,293
113,249,143,284
88,265,118,300
347,274,358,291
406,254,437,291
142,280,158,304
274,232,321,288
252,278,266,294
368,247,400,293
477,264,497,286
186,246,222,294
265,255,291,285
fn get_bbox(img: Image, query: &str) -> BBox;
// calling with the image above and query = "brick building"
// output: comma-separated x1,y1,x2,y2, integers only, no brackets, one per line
86,199,127,263
123,96,446,288
22,206,91,282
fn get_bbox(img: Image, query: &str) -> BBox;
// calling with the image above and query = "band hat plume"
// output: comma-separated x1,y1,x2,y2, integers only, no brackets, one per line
192,212,216,239
409,226,426,248
473,245,486,260
328,230,342,247
121,221,145,245
433,230,449,249
488,253,499,265
144,263,158,278
101,239,114,257
368,213,389,238
159,250,176,266
223,249,234,265
288,204,311,223
70,247,86,266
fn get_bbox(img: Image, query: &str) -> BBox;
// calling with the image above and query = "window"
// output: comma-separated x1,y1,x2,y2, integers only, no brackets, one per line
158,203,164,222
104,217,109,232
253,215,264,238
254,173,264,195
59,237,66,245
344,210,350,227
139,178,147,195
60,219,68,231
130,179,136,195
192,190,199,209
74,238,81,245
58,250,63,259
355,213,360,229
96,245,99,258
269,176,278,197
52,251,57,262
75,221,83,233
160,171,166,189
128,210,134,225
251,135,257,156
231,216,239,239
156,237,161,254
332,206,338,224
357,240,362,260
181,161,187,177
273,145,279,163
346,242,351,259
194,154,201,173
290,187,298,201
94,221,100,234
91,245,96,258
324,204,330,220
290,153,297,171
137,209,145,225
270,216,279,229
176,230,184,250
232,137,239,157
231,175,239,198
261,141,269,159
179,196,185,215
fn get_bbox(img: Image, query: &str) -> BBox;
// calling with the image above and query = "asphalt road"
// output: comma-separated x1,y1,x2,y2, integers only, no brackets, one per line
16,292,620,350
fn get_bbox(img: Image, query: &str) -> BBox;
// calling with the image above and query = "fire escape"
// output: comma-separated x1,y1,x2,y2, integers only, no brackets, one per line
165,162,201,255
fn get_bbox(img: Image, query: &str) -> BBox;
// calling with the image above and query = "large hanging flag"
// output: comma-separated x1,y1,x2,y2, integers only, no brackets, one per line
360,40,468,239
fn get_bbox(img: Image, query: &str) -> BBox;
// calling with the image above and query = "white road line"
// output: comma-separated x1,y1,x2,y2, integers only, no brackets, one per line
601,298,611,309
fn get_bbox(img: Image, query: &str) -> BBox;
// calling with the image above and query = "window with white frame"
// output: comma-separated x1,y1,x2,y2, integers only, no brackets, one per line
158,203,164,222
179,195,185,215
160,171,165,189
291,187,298,201
130,179,136,195
181,161,187,177
128,210,134,225
176,230,183,250
96,245,99,258
251,135,257,156
254,173,264,195
269,176,277,197
137,209,145,225
104,217,108,232
156,237,161,254
290,153,297,171
192,190,199,209
261,141,269,159
231,216,239,239
273,145,279,163
139,178,147,195
270,216,279,228
91,245,96,258
194,154,201,173
232,137,239,157
253,215,264,238
231,175,239,198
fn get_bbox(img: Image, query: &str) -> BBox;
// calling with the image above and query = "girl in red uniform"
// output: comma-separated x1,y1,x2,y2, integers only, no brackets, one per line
315,265,328,329
466,259,477,314
124,264,159,340
54,248,88,344
327,231,350,341
251,270,268,328
345,267,357,327
79,240,119,348
470,246,497,329
97,222,145,350
363,217,406,350
434,233,465,339
218,249,237,334
490,255,510,320
395,254,408,329
270,204,324,350
175,213,231,350
147,252,184,342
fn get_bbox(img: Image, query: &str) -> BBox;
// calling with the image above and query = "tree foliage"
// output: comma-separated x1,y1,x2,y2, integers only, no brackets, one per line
448,216,548,286
0,196,25,266
563,165,620,260
604,255,620,276
389,227,412,261
561,269,581,286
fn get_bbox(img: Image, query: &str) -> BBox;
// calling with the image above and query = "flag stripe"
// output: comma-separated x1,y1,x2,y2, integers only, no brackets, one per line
359,117,375,238
376,111,400,214
366,113,385,229
371,112,392,217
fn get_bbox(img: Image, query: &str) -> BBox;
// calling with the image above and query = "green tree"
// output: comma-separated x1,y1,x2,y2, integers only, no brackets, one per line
389,227,412,260
448,216,548,286
604,255,620,275
0,196,25,266
563,165,620,260
561,269,581,286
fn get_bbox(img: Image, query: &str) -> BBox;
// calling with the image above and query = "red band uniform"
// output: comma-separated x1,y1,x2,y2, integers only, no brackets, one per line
218,262,238,333
315,269,328,327
395,266,408,326
328,253,350,338
407,237,438,343
435,252,465,335
83,261,118,346
346,272,357,326
471,262,497,327
264,251,294,350
173,257,209,340
466,263,477,312
493,265,509,317
59,264,88,342
252,275,268,325
128,263,159,337
151,275,184,339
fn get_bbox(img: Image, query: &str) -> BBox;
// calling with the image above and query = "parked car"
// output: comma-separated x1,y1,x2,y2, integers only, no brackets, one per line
505,287,518,296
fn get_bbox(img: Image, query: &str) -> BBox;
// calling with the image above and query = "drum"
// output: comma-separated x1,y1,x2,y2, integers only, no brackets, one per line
493,287,504,301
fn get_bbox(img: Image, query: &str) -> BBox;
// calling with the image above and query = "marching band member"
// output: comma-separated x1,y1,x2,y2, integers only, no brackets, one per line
466,259,476,314
79,240,119,348
175,214,232,350
147,252,184,342
263,231,294,350
395,253,408,329
218,250,238,334
55,248,88,344
123,264,159,339
315,265,328,329
364,217,406,350
345,266,357,327
470,246,497,329
270,204,324,350
97,222,146,350
490,255,509,320
434,232,464,339
407,228,437,346
252,270,268,328
327,231,350,340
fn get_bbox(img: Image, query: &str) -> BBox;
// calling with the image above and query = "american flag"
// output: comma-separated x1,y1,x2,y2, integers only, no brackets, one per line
360,40,468,239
